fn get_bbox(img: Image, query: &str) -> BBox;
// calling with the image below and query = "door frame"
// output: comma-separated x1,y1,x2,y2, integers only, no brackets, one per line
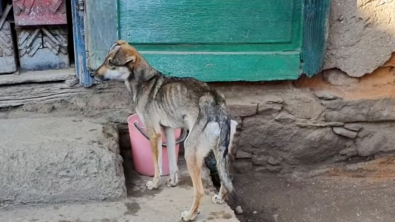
73,0,331,87
71,0,94,87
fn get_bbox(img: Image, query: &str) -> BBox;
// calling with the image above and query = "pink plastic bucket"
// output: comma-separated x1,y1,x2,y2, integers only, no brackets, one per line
127,114,181,176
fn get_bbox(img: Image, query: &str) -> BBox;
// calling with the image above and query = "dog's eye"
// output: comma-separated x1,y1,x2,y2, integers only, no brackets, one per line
108,60,115,69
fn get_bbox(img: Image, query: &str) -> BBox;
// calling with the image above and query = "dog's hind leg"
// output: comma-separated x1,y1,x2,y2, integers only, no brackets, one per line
212,184,228,204
146,128,162,190
164,126,179,187
181,147,204,221
181,123,218,221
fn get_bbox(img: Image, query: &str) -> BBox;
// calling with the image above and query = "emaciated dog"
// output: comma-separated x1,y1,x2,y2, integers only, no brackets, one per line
92,40,239,221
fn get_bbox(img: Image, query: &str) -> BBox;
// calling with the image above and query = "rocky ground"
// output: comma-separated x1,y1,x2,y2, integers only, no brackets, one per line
234,156,395,222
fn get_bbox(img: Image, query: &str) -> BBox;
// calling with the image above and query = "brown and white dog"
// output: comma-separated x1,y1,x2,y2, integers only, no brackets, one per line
92,40,239,221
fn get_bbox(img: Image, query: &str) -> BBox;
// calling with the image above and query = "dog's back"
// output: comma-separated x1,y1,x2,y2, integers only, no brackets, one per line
136,73,230,130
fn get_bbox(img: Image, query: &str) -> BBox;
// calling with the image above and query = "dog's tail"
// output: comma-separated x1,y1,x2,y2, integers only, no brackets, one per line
216,117,237,202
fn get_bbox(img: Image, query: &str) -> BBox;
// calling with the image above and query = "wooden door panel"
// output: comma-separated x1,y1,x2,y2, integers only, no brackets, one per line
116,0,303,81
119,0,299,45
143,52,301,81
84,0,333,82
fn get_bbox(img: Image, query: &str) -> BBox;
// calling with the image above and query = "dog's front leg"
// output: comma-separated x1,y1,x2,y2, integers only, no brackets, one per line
146,130,162,190
164,127,179,187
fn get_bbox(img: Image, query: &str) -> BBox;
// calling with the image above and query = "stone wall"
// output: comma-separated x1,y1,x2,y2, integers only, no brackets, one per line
2,55,394,175
1,66,394,175
214,60,395,173
1,0,394,176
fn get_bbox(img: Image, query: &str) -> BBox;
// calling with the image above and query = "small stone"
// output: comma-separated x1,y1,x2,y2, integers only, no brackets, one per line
274,111,296,123
254,166,269,173
325,122,345,127
262,95,283,104
314,91,339,100
253,211,257,214
340,147,357,157
332,127,358,139
58,170,70,177
258,103,282,115
22,104,35,112
236,150,252,159
323,98,395,122
283,93,324,120
273,214,279,222
235,206,243,214
265,165,282,173
338,140,357,158
344,123,363,132
252,155,267,166
38,104,54,113
323,69,358,86
355,123,395,156
65,78,79,87
267,156,281,165
228,103,258,118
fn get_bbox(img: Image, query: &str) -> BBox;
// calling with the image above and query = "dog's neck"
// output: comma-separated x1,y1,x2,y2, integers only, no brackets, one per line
125,56,162,103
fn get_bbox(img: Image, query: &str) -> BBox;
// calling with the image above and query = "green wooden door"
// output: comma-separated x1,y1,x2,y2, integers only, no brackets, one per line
84,0,329,83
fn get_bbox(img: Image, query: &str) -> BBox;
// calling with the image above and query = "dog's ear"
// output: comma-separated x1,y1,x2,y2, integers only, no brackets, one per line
116,40,128,45
111,46,137,66
108,40,128,54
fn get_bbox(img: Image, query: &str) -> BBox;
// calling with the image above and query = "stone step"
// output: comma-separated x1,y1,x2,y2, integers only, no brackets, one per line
0,117,126,206
0,162,239,222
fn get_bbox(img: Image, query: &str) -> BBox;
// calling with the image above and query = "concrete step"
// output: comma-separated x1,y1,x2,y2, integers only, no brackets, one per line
0,167,239,222
0,117,126,205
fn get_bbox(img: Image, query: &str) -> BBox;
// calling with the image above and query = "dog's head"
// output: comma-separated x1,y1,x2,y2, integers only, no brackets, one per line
91,40,141,82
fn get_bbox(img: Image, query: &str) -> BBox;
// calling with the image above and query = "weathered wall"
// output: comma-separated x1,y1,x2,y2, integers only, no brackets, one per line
0,0,394,175
222,54,395,173
2,53,394,174
324,0,395,77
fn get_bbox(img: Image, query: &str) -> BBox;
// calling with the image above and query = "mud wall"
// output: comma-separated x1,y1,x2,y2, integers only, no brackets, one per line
3,58,394,173
1,0,394,173
220,58,395,173
324,0,395,77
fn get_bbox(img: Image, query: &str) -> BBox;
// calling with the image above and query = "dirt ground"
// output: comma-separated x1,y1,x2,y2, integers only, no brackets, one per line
234,157,395,222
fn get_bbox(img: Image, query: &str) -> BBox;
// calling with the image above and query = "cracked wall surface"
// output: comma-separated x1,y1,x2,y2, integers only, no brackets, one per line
324,0,395,77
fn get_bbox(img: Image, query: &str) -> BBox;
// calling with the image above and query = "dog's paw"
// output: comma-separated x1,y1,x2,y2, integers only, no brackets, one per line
166,177,178,187
181,211,197,221
212,194,225,204
146,180,160,190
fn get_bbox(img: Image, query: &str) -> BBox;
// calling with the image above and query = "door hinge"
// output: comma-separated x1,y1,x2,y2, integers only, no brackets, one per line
77,0,84,11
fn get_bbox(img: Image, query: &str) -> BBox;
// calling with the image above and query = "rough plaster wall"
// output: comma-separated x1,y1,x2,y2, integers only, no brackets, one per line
324,0,395,77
